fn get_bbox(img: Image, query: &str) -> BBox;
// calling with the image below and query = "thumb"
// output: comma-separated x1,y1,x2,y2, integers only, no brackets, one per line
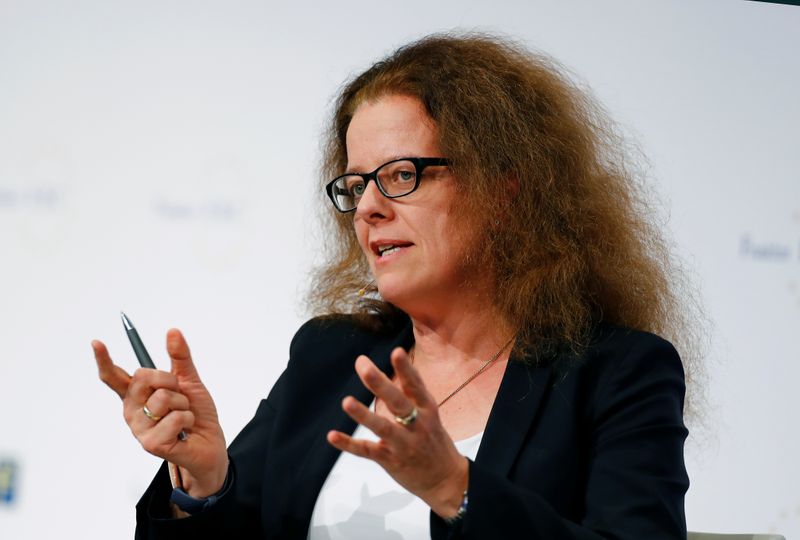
166,328,200,381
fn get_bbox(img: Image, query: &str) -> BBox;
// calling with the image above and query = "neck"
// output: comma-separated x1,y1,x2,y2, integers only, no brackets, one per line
404,291,515,368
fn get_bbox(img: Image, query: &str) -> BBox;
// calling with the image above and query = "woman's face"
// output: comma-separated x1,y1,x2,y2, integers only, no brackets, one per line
347,94,476,315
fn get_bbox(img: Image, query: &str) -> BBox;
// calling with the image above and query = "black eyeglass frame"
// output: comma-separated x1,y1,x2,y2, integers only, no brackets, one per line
325,157,451,213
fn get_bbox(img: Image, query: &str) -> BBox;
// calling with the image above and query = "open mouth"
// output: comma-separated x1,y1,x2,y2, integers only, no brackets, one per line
373,242,413,257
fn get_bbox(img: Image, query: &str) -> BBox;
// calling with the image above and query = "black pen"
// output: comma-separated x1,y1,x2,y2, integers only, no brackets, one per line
121,312,156,368
121,312,188,441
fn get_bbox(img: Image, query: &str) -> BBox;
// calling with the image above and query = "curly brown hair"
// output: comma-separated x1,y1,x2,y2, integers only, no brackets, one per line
308,32,705,420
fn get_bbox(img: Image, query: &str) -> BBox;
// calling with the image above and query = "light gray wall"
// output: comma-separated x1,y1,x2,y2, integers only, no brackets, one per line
1,0,798,537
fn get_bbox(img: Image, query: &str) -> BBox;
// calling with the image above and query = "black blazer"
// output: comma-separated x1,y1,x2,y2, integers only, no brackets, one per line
136,316,689,539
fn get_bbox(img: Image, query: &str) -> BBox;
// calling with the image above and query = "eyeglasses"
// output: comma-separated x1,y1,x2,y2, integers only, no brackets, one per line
325,157,450,213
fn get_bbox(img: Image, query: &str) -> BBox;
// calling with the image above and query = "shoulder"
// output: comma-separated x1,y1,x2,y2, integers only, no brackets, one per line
574,325,686,425
288,315,365,354
288,314,401,353
581,324,684,381
589,324,679,358
286,314,413,371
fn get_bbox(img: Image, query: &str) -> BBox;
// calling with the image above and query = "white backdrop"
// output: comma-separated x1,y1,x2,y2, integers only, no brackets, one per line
1,0,798,538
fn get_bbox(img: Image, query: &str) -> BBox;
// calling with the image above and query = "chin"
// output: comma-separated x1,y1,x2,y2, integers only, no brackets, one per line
376,278,431,313
376,278,410,305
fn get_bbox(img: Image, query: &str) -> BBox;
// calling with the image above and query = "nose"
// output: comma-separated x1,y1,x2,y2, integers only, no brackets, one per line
354,180,393,223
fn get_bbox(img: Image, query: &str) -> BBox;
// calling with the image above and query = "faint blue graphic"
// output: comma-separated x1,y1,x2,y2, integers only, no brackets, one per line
0,459,17,505
0,186,62,210
739,234,793,262
740,210,800,264
0,144,72,213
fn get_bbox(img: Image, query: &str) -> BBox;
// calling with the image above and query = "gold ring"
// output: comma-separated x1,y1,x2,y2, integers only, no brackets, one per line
143,404,162,422
394,407,418,426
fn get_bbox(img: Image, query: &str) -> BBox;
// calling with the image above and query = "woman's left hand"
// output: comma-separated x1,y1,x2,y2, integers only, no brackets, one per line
327,347,468,519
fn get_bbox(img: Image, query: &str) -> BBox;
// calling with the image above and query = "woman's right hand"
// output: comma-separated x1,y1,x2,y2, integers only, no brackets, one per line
92,328,228,498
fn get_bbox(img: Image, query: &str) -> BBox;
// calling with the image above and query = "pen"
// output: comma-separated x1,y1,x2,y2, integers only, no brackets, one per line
121,312,188,441
121,312,155,368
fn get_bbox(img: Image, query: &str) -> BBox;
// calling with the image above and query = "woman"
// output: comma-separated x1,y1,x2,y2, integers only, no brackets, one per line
94,33,699,539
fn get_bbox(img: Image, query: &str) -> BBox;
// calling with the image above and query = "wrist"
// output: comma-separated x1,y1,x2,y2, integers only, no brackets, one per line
444,490,468,526
180,456,230,499
428,456,469,519
169,460,233,516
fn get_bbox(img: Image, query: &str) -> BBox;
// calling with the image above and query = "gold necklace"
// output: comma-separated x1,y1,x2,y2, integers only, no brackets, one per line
425,336,516,408
374,336,515,413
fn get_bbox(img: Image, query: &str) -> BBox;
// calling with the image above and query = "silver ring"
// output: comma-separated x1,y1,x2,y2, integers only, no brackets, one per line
394,407,418,427
143,404,162,422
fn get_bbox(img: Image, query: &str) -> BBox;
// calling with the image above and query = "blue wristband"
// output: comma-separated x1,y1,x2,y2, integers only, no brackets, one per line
169,465,233,515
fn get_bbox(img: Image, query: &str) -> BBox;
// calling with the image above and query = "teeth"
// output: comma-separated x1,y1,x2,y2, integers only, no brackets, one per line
378,245,400,256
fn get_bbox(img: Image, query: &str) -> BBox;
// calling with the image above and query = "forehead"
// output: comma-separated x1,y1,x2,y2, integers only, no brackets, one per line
345,94,440,171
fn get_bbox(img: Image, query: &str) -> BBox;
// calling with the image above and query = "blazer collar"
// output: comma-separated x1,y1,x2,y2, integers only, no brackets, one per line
288,319,414,528
288,319,550,528
474,353,551,477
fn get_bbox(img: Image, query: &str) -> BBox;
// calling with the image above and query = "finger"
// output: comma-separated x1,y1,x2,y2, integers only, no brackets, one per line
144,388,191,418
92,340,132,399
125,368,180,411
138,410,195,457
128,402,164,434
327,430,390,462
166,328,201,382
355,355,413,416
341,396,409,443
391,348,436,409
128,397,183,435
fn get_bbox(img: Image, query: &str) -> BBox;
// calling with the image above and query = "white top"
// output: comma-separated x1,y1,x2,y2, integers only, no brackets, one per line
308,402,484,540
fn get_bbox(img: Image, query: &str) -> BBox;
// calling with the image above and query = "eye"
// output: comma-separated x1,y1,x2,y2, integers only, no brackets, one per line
397,170,415,182
344,177,366,197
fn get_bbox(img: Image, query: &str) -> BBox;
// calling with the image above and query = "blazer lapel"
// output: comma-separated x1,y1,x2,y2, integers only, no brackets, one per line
286,321,415,530
283,320,549,534
475,356,551,478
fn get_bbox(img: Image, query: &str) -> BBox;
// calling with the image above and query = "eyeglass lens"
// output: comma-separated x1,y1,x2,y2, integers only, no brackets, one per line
331,159,419,211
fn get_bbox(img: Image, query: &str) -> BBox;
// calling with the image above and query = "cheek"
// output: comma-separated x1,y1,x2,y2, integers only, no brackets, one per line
353,219,371,255
435,215,478,268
